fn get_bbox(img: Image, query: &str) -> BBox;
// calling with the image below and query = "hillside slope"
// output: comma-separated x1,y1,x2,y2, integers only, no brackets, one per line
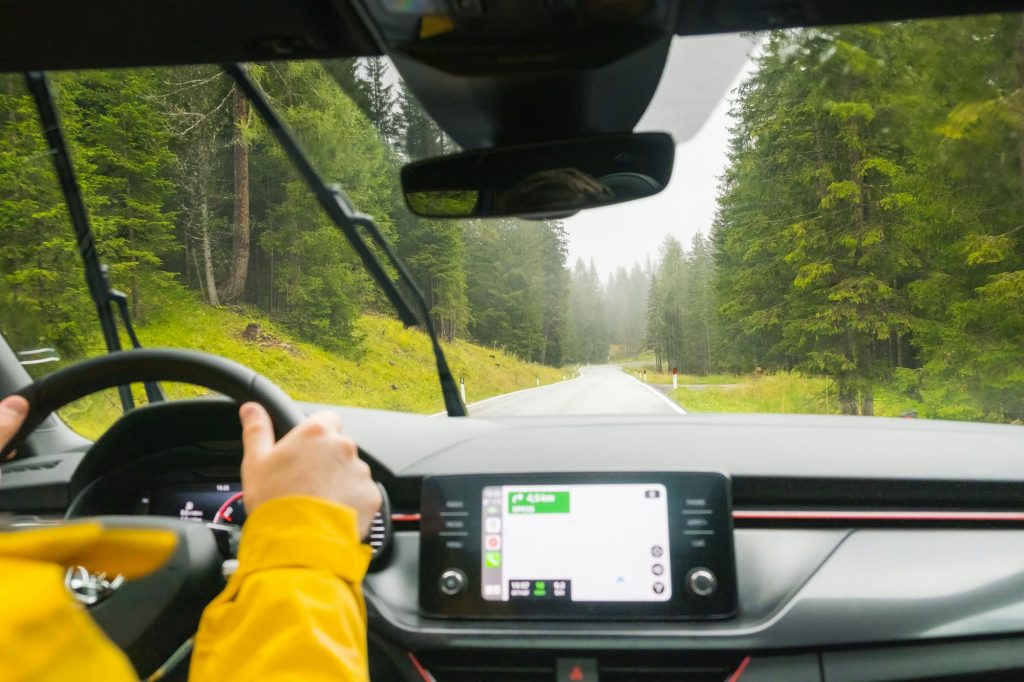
58,294,566,438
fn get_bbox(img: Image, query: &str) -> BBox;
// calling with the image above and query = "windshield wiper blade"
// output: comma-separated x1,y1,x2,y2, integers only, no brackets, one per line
24,71,164,409
224,63,467,417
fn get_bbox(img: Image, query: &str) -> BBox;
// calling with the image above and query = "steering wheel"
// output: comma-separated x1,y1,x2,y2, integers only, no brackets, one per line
2,348,308,678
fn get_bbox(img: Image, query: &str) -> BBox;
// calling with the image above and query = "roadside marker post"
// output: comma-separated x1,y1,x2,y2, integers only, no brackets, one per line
672,367,678,390
460,376,466,402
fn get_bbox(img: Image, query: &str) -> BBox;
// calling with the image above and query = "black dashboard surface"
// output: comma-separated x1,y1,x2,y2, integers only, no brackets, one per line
322,406,1023,481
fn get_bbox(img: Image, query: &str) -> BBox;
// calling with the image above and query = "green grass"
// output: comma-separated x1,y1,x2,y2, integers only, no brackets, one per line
668,371,920,417
621,364,744,386
56,291,565,439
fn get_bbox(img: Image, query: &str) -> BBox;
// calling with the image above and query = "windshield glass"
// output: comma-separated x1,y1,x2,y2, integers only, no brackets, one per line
1,12,1021,429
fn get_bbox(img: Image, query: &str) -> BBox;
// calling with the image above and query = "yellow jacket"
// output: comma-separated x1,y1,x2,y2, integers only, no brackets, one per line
0,496,372,682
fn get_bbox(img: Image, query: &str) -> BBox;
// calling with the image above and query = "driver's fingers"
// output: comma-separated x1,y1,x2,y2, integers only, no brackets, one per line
239,402,275,458
0,395,28,443
303,411,343,436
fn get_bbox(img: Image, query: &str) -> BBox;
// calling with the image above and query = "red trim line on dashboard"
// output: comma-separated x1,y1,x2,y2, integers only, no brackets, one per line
733,509,1024,522
726,655,752,681
407,652,434,682
391,513,422,523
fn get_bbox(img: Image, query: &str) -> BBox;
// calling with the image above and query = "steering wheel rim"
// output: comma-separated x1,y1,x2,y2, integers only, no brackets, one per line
2,348,308,676
2,347,306,460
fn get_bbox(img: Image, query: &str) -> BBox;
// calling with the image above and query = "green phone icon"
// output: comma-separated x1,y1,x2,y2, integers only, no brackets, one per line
485,552,502,568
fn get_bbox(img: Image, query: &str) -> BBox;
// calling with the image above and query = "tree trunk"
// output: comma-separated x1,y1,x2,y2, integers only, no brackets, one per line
860,387,874,416
1015,15,1024,200
129,224,139,318
199,193,219,306
222,85,251,303
192,250,206,302
838,383,857,415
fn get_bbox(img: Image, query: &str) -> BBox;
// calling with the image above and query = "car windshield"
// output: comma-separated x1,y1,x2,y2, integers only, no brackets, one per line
1,11,1021,435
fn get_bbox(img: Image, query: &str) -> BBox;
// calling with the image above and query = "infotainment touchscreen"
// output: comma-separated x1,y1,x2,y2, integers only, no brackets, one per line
480,484,672,602
419,472,738,620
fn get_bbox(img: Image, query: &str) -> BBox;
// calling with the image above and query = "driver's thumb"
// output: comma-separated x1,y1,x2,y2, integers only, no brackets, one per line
239,402,274,458
0,395,28,442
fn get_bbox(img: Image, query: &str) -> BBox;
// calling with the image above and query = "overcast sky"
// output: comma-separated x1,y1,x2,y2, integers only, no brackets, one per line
563,35,758,278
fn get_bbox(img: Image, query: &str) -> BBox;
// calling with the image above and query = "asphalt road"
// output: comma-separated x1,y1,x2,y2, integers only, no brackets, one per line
467,365,686,417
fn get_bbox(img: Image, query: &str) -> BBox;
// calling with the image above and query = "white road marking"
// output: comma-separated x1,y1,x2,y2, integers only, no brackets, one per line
622,369,688,414
431,372,583,417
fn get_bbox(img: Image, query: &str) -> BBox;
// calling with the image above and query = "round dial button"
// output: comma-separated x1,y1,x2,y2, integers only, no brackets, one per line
439,569,467,596
687,568,717,597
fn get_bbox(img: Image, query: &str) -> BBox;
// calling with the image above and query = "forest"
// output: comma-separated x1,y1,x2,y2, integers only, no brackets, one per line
0,60,595,374
0,12,1021,424
646,14,1024,422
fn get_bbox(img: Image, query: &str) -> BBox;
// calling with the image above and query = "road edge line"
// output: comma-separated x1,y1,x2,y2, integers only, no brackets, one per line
430,371,585,417
621,369,688,415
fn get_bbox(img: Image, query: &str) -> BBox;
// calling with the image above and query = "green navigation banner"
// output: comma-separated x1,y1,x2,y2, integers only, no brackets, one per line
508,491,570,514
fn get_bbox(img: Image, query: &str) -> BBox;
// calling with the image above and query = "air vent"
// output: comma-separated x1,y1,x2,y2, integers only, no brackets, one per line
368,483,393,569
2,458,59,474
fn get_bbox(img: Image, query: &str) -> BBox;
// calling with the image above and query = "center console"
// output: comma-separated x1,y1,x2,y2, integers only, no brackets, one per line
419,472,737,620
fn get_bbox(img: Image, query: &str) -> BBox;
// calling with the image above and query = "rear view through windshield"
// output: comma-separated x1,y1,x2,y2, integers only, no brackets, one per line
0,12,1021,431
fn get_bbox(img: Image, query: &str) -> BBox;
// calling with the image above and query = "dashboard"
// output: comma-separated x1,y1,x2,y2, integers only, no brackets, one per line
3,400,1024,681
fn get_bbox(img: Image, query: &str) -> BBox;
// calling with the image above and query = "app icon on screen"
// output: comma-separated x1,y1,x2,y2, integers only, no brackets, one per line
485,552,502,568
485,534,502,550
485,517,501,533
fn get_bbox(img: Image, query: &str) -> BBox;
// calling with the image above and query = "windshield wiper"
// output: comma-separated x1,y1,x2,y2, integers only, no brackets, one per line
24,71,164,411
224,63,467,417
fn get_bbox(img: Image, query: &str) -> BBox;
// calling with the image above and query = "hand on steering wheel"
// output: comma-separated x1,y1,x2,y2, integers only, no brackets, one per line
0,395,28,458
0,350,380,536
239,403,380,538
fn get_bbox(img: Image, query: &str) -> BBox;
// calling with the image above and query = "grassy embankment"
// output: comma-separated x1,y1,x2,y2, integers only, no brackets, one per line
619,361,918,418
669,372,918,417
57,295,565,439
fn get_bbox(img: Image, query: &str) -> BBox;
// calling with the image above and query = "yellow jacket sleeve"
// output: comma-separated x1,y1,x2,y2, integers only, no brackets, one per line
0,521,178,682
0,556,139,682
189,496,373,682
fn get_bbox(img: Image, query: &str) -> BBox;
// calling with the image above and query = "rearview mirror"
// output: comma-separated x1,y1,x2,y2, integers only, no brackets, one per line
401,132,675,219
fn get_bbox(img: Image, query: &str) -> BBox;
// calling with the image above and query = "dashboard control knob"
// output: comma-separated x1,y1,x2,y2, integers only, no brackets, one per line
439,569,467,596
687,568,717,597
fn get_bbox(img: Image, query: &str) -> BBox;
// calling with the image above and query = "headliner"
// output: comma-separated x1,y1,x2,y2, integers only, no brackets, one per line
2,0,1023,73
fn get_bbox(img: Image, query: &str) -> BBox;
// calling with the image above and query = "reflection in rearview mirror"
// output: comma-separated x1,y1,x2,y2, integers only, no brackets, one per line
401,132,675,219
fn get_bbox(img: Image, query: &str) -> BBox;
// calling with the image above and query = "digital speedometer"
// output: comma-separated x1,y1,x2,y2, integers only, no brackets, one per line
141,482,247,525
